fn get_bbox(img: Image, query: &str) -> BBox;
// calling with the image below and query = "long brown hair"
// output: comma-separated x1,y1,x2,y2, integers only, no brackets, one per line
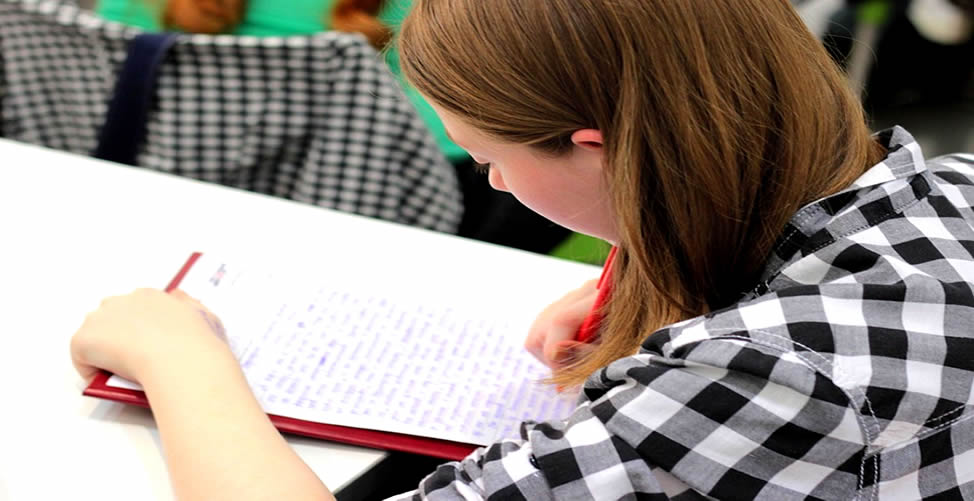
161,0,391,48
400,0,885,386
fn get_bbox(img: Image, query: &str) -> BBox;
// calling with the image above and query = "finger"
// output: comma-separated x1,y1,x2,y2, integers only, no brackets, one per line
525,305,568,362
72,358,102,384
167,288,195,303
542,296,598,366
550,340,588,369
541,321,578,367
579,278,600,293
524,329,545,363
70,330,102,383
525,304,566,360
526,278,601,366
559,279,599,305
525,309,556,360
526,282,595,343
170,289,218,320
169,288,213,313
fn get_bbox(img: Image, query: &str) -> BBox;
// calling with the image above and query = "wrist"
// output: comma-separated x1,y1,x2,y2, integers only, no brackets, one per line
135,338,240,393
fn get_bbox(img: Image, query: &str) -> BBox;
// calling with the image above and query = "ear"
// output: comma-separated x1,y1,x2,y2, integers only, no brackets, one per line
570,129,604,152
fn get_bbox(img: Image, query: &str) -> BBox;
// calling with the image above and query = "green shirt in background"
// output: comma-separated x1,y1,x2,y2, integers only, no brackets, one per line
377,1,468,163
95,0,469,163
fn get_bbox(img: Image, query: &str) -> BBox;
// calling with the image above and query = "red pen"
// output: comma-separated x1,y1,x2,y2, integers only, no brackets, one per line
575,246,617,343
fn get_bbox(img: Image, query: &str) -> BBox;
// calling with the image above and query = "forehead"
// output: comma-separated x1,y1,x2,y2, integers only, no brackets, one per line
429,103,466,137
429,102,490,150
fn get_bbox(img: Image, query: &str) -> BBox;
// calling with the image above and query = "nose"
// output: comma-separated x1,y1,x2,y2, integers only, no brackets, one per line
488,167,509,192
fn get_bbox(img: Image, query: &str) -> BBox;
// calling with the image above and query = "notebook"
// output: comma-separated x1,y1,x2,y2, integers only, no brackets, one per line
84,253,581,460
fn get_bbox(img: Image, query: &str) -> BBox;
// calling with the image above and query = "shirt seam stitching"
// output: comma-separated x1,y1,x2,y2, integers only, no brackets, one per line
678,331,878,498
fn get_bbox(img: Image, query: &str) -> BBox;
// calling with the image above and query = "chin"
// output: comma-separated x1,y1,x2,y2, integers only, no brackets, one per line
559,224,615,244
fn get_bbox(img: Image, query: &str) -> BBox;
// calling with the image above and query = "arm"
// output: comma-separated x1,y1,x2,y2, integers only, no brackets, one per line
71,289,335,501
388,343,866,500
142,346,334,501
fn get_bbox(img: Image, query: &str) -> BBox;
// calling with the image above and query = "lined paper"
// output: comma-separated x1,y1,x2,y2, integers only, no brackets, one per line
109,254,578,445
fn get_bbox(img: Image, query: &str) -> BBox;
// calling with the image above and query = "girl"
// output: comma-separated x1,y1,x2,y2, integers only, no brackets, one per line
71,0,974,499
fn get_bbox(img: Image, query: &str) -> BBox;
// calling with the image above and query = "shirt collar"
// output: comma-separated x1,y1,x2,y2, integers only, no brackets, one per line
748,126,929,296
848,126,927,190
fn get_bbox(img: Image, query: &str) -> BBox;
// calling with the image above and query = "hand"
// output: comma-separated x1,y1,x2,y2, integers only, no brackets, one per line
525,279,599,369
71,288,229,384
72,290,335,500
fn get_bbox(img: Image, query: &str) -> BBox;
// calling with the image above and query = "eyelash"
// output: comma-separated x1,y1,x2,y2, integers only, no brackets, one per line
473,163,491,175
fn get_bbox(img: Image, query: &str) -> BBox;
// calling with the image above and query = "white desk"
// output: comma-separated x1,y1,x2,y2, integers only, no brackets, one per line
0,140,600,500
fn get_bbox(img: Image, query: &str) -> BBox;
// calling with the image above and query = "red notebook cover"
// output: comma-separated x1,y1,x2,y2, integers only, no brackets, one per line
83,252,478,461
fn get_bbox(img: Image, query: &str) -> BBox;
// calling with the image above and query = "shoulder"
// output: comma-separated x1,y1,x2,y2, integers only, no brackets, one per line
925,152,974,204
569,320,866,498
639,227,974,454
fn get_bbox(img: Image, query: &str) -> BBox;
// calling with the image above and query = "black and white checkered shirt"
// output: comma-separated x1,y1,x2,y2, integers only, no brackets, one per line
393,128,974,500
0,0,462,233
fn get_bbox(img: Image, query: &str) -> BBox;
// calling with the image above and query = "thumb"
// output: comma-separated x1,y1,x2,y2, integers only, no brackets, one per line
72,358,101,384
550,340,589,369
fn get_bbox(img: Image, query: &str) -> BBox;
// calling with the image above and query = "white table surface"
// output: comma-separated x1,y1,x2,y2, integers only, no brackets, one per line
0,139,601,500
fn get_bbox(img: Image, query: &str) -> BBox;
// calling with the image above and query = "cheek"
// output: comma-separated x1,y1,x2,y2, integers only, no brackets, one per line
507,175,614,240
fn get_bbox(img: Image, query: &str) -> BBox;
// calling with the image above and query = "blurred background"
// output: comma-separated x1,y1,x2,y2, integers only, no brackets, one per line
69,0,971,156
797,0,973,157
27,0,974,265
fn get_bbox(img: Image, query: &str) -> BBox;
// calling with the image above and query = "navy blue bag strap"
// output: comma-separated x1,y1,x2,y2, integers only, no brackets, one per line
93,33,179,165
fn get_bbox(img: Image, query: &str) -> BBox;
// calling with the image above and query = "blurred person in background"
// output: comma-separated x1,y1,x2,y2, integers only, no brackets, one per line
95,0,573,254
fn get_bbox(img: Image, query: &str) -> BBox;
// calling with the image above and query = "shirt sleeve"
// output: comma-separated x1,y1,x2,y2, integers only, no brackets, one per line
386,338,868,500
